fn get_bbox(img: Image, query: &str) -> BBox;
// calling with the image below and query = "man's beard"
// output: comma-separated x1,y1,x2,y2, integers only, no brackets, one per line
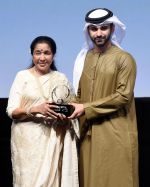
91,34,111,48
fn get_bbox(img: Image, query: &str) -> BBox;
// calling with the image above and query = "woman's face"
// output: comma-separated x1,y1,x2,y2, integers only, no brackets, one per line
32,42,54,74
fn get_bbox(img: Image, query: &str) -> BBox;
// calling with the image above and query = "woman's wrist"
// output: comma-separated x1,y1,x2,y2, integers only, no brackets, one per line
26,106,34,117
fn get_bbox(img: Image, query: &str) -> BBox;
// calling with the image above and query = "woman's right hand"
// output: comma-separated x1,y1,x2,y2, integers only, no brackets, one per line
31,101,59,119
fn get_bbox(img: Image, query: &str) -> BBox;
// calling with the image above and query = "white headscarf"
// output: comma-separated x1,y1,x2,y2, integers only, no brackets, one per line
73,10,126,94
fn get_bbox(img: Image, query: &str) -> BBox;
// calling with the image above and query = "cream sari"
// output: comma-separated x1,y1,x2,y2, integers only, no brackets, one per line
7,70,79,187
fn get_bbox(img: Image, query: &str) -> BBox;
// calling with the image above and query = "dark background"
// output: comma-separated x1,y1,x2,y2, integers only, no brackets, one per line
0,97,150,187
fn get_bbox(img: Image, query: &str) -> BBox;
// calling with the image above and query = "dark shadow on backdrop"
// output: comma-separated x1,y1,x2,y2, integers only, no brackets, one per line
0,98,12,187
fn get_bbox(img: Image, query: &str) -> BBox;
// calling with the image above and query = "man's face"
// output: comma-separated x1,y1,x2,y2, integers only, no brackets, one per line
88,24,114,48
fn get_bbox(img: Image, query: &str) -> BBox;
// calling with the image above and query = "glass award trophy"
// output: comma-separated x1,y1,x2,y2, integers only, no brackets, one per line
51,84,74,117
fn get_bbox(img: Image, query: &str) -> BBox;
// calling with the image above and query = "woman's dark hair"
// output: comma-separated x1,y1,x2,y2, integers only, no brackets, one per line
29,36,57,70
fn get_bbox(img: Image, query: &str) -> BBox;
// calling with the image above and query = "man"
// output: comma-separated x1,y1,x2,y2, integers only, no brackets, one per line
69,8,139,187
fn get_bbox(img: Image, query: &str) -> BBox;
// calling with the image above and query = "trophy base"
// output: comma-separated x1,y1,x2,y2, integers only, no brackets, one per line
53,104,74,117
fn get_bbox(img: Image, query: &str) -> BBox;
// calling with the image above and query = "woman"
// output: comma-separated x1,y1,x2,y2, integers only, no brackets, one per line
7,36,79,187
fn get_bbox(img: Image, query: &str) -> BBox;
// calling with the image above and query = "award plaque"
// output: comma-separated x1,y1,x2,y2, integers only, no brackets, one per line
51,84,74,117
